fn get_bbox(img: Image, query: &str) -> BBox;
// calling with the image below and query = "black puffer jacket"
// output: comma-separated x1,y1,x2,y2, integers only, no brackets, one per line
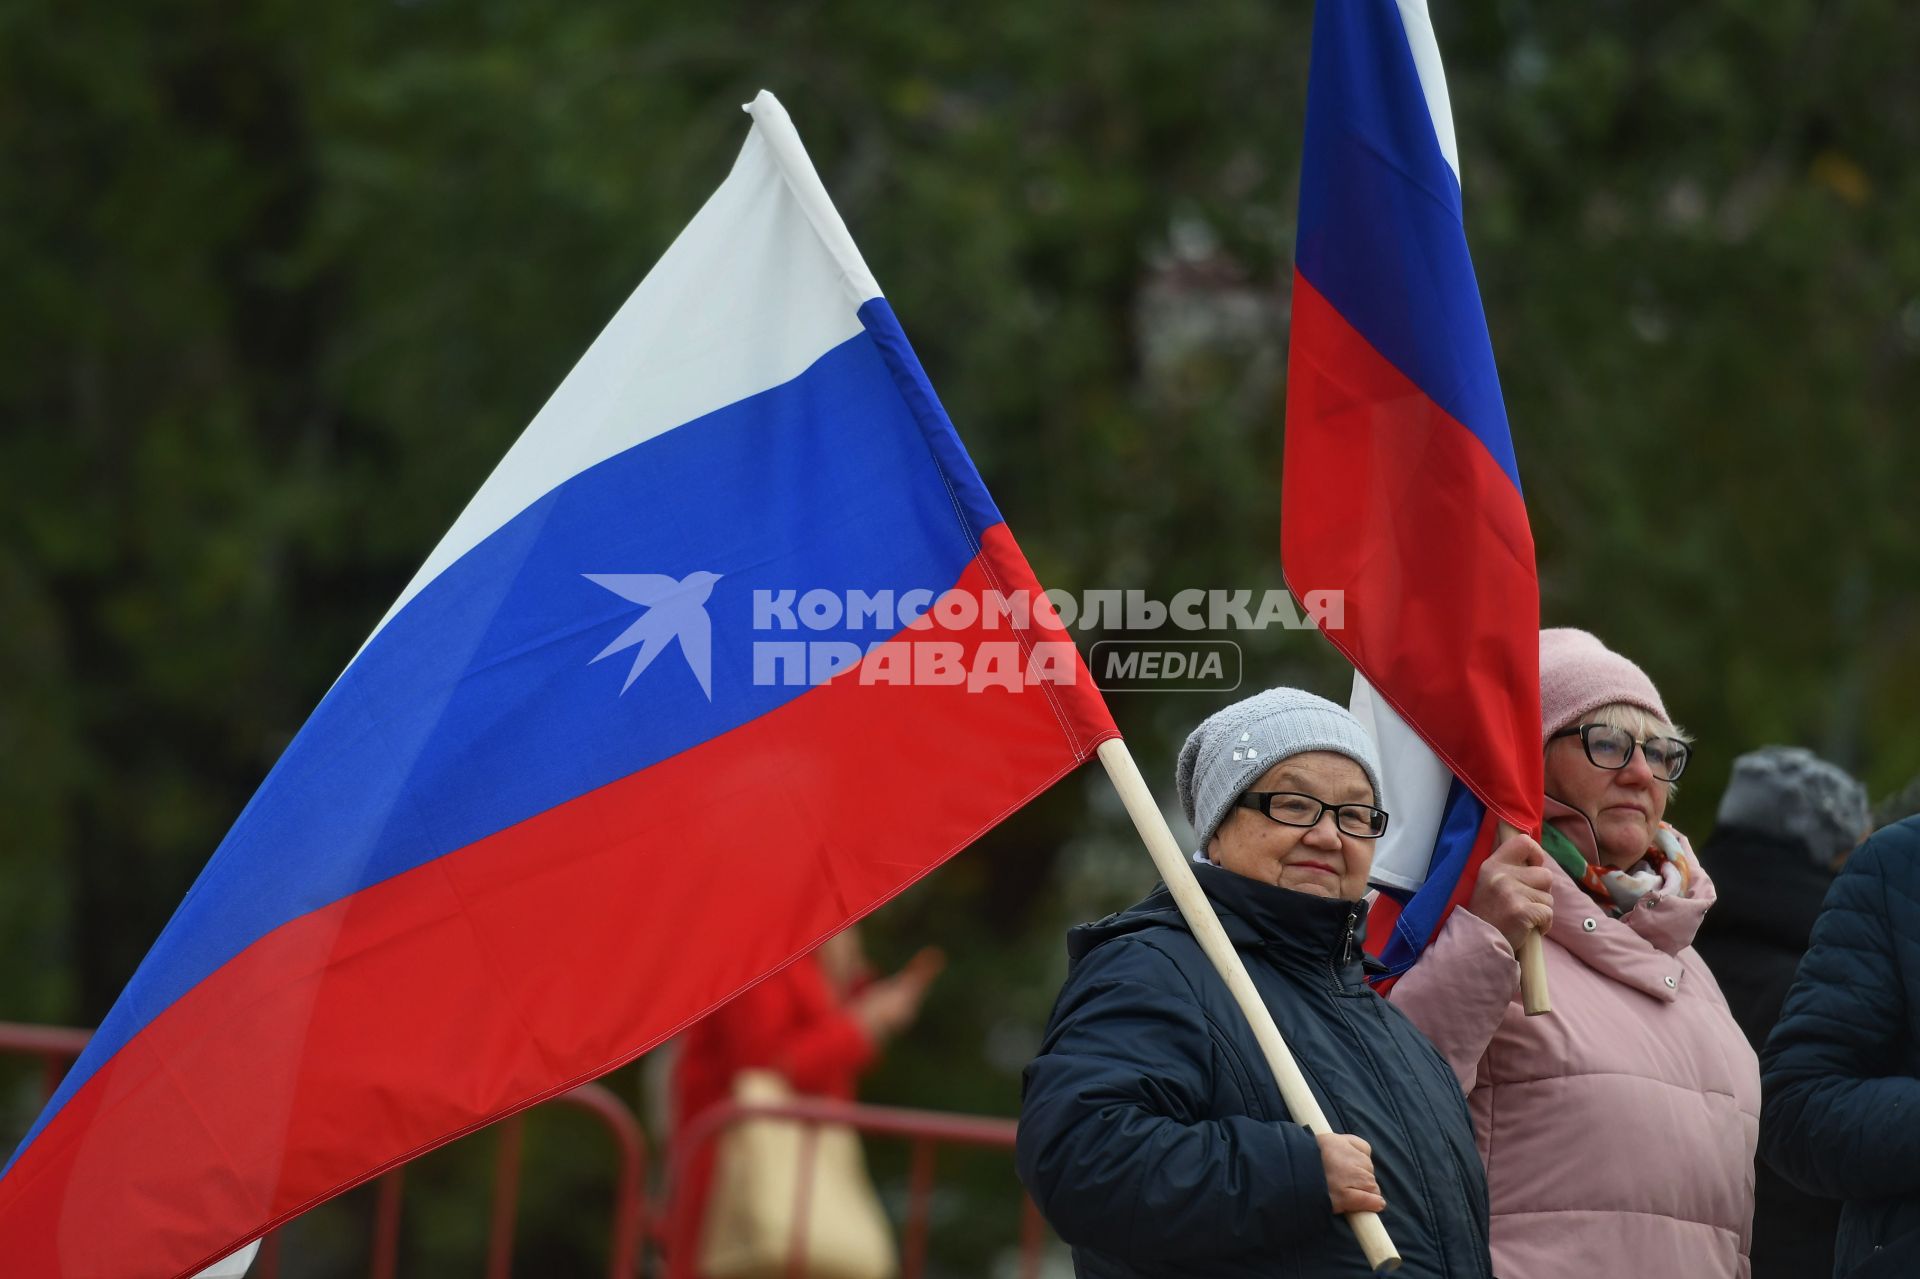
1696,824,1836,1047
1695,825,1843,1279
1761,816,1920,1278
1017,863,1491,1278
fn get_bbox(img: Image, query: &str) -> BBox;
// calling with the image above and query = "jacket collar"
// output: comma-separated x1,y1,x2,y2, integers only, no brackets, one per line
1547,854,1718,1001
1067,864,1374,984
1187,862,1372,980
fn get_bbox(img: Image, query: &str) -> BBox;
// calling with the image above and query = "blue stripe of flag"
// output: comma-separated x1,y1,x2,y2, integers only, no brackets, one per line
1376,777,1488,977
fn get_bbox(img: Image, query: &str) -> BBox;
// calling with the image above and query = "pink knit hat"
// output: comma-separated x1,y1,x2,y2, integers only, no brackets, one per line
1537,628,1669,745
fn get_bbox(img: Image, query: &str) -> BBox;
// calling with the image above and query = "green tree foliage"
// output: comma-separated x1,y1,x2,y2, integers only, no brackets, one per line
2,0,1917,1270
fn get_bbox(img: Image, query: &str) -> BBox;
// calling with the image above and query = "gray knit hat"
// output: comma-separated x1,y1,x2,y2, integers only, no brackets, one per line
1716,746,1870,868
1176,687,1386,855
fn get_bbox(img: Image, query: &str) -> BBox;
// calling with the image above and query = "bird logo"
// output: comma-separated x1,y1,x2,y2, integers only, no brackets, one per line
583,570,723,698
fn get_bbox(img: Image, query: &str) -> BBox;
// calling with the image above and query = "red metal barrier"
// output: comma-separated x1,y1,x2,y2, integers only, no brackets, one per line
0,1023,647,1278
0,1021,87,1102
667,1096,1046,1279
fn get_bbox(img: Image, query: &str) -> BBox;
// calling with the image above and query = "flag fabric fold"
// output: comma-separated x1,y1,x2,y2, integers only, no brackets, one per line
1280,0,1541,981
0,90,1116,1278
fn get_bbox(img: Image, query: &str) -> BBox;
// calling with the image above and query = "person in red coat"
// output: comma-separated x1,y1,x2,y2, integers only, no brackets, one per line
665,928,942,1277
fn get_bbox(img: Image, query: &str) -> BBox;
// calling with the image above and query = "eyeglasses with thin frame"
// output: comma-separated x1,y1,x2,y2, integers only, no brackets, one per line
1548,722,1691,782
1236,791,1390,839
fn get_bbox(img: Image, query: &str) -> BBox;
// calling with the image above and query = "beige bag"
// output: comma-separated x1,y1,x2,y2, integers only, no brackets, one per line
697,1070,899,1279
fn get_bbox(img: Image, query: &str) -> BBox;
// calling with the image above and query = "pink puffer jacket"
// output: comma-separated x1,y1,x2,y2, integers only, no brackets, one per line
1390,854,1760,1279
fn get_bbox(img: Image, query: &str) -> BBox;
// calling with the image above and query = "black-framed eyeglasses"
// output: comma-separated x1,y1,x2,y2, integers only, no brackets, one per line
1549,723,1691,782
1236,791,1390,839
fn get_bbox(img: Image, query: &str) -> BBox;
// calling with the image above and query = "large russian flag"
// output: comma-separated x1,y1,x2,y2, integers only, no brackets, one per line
0,91,1117,1278
1280,0,1541,981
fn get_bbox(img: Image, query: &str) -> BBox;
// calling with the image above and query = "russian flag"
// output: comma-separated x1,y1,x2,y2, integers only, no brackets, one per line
0,91,1117,1278
1279,0,1541,982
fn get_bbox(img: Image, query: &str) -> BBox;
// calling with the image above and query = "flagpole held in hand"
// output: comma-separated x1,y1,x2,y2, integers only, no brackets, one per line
1497,820,1553,1015
1096,738,1402,1274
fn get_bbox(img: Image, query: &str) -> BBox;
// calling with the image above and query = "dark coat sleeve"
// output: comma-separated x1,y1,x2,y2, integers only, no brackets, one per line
1016,936,1333,1260
1760,827,1920,1199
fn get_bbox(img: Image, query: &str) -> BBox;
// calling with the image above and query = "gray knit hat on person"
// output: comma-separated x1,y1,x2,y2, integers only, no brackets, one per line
1176,687,1386,855
1716,746,1870,868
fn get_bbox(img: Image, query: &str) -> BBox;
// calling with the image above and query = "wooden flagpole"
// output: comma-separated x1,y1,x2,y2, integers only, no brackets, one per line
1096,738,1401,1274
1518,929,1551,1014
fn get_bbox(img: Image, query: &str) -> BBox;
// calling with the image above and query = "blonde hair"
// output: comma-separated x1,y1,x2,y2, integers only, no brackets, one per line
1583,701,1691,746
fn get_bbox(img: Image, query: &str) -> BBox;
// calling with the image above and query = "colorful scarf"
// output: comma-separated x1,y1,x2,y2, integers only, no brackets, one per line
1539,797,1696,916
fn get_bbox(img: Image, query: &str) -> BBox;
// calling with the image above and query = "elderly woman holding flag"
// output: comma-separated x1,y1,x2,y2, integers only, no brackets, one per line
1018,688,1493,1278
1389,629,1760,1278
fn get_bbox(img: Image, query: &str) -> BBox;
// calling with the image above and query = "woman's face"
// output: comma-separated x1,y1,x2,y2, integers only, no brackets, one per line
1207,751,1376,900
1544,730,1671,870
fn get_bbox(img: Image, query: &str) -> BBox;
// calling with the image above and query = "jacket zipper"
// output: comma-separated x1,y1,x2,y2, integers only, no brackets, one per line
1326,900,1487,1276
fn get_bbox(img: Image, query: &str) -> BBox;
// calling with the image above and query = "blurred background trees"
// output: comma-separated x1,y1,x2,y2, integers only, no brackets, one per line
3,0,1917,1271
